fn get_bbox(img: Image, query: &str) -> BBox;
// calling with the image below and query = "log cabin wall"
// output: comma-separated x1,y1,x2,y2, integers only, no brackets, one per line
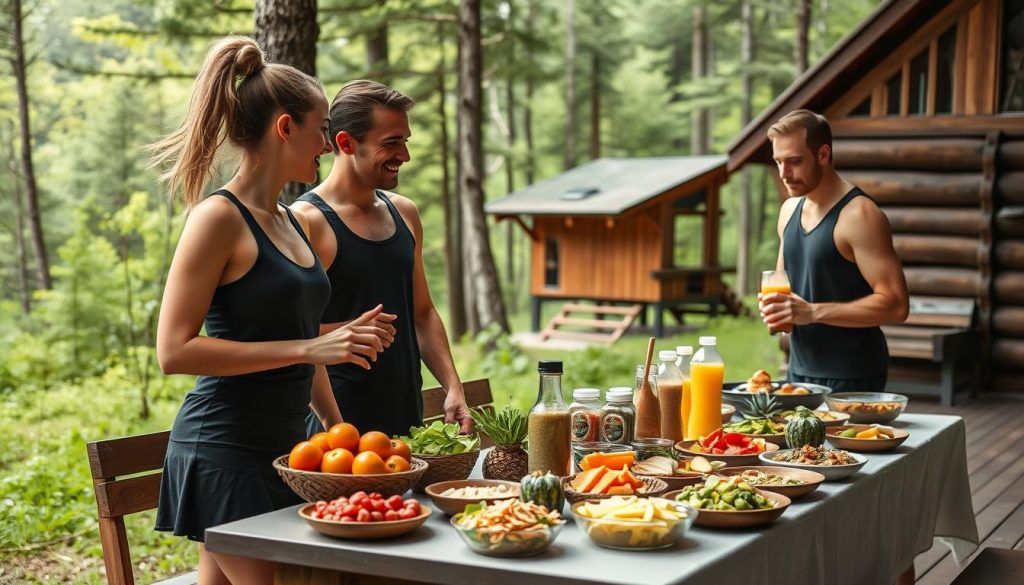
529,214,663,303
992,138,1024,393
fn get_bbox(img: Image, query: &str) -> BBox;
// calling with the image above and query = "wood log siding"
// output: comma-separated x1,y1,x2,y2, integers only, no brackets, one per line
994,272,1024,304
999,141,1024,167
885,207,984,236
996,172,1024,205
833,138,985,171
991,338,1024,370
993,307,1024,337
893,235,983,266
904,267,982,298
996,240,1024,270
844,171,980,206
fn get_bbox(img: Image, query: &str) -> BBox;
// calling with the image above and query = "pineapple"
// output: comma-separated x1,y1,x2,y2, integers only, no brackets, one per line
471,406,529,482
742,392,782,421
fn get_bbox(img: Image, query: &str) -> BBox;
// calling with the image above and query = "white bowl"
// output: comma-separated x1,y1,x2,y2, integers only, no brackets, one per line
757,449,867,481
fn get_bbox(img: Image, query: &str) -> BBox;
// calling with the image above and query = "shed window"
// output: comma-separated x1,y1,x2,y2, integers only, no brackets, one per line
1001,0,1024,112
544,237,560,288
886,73,902,115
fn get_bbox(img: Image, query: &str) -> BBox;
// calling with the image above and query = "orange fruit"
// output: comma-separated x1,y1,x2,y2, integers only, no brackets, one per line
327,422,360,451
288,441,324,471
308,432,331,454
385,455,410,473
389,439,412,461
321,448,355,474
352,451,387,475
358,431,392,459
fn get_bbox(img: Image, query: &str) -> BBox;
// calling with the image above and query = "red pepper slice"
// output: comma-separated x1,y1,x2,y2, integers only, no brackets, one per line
702,428,724,449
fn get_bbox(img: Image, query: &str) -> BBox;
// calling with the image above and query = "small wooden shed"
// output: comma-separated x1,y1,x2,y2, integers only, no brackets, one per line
727,0,1024,399
486,156,745,343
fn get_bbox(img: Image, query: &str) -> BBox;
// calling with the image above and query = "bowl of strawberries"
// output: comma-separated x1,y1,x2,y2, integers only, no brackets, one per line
300,491,431,539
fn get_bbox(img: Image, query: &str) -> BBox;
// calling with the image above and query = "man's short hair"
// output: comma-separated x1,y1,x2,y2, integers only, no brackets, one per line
767,109,833,161
328,80,415,146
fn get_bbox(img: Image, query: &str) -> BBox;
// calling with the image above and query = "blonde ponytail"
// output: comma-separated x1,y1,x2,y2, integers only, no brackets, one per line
150,36,323,207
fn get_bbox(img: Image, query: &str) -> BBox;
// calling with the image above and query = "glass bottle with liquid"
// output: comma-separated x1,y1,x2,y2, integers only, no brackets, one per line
656,351,685,442
527,360,572,476
688,337,724,440
675,345,693,440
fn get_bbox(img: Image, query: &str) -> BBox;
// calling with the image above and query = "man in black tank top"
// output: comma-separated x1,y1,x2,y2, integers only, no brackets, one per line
759,110,909,392
292,80,473,437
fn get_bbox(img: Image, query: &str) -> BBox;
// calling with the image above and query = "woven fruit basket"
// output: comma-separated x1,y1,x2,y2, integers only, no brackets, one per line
412,450,481,493
561,475,668,505
273,456,428,502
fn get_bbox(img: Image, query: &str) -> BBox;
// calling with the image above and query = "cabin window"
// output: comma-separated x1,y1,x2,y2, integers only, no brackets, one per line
1001,0,1024,112
935,25,957,114
908,49,929,115
544,236,560,289
886,72,902,115
674,215,703,267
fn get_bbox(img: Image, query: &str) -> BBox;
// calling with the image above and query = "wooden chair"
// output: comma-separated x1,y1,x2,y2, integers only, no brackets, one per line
85,378,493,584
86,430,197,585
421,377,495,447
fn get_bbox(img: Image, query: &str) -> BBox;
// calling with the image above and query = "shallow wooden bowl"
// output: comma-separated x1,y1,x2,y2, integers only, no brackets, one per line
714,466,824,500
663,488,790,529
825,425,909,452
299,504,431,539
424,479,520,516
674,440,781,468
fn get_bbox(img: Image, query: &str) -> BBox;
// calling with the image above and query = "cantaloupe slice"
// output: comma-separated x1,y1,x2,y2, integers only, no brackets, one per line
573,466,607,492
592,469,620,494
606,485,635,495
580,451,636,471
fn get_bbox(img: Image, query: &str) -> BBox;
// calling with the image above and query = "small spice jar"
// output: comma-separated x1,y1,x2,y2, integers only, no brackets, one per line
569,388,602,443
600,387,636,445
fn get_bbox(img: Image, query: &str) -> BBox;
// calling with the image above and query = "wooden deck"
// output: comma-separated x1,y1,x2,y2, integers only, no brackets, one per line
905,396,1024,583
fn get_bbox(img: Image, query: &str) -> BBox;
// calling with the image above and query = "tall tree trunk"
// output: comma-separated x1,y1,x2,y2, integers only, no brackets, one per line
815,0,829,59
669,32,687,150
524,0,537,185
365,0,389,83
505,1,518,312
253,0,319,203
589,39,600,159
736,0,754,296
5,121,30,313
690,4,709,155
11,0,50,289
439,27,467,339
795,0,811,74
458,0,509,334
563,0,577,170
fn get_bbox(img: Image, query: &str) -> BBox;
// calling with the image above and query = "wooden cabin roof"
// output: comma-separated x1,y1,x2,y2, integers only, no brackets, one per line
485,155,727,217
725,0,952,171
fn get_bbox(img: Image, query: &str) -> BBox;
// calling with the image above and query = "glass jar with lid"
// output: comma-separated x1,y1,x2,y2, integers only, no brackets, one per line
600,387,636,445
569,388,602,443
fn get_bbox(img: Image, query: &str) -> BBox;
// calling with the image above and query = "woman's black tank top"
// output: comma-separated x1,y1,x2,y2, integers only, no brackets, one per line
297,191,423,438
169,189,331,454
782,187,889,379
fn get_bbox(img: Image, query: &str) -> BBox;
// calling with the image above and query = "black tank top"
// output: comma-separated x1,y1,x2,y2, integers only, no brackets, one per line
297,191,423,437
782,187,888,379
169,190,331,454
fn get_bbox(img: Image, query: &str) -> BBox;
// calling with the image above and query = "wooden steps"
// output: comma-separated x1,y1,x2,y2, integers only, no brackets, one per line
540,303,642,345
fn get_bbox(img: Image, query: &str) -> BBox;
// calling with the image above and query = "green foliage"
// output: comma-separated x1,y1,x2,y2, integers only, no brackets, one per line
474,323,531,377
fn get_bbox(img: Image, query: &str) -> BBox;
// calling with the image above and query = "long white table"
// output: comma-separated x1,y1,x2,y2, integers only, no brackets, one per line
205,414,979,585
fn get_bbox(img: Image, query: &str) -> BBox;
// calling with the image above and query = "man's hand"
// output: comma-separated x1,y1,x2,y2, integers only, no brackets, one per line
443,388,475,435
760,292,815,327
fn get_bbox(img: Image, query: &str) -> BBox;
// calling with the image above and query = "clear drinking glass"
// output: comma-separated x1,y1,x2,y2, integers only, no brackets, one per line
761,270,793,335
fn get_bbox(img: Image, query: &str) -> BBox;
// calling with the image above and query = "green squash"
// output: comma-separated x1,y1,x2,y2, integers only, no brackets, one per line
520,470,564,512
784,406,826,448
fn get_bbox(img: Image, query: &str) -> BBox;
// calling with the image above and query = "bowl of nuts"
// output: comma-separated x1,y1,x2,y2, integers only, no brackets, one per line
824,392,908,424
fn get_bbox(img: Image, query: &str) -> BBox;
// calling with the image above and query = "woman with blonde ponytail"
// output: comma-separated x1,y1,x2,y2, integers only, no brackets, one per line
151,37,395,584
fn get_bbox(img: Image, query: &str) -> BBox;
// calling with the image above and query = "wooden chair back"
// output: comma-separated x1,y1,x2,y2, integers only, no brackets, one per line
421,377,495,447
86,430,172,585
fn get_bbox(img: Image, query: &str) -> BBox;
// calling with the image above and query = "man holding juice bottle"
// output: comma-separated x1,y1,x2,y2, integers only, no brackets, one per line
759,110,909,392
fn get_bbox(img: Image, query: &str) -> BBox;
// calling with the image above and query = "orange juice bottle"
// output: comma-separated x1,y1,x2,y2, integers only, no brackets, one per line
675,345,693,440
687,336,724,440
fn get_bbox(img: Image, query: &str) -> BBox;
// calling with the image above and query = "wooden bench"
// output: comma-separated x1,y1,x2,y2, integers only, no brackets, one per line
882,296,977,406
85,378,493,584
